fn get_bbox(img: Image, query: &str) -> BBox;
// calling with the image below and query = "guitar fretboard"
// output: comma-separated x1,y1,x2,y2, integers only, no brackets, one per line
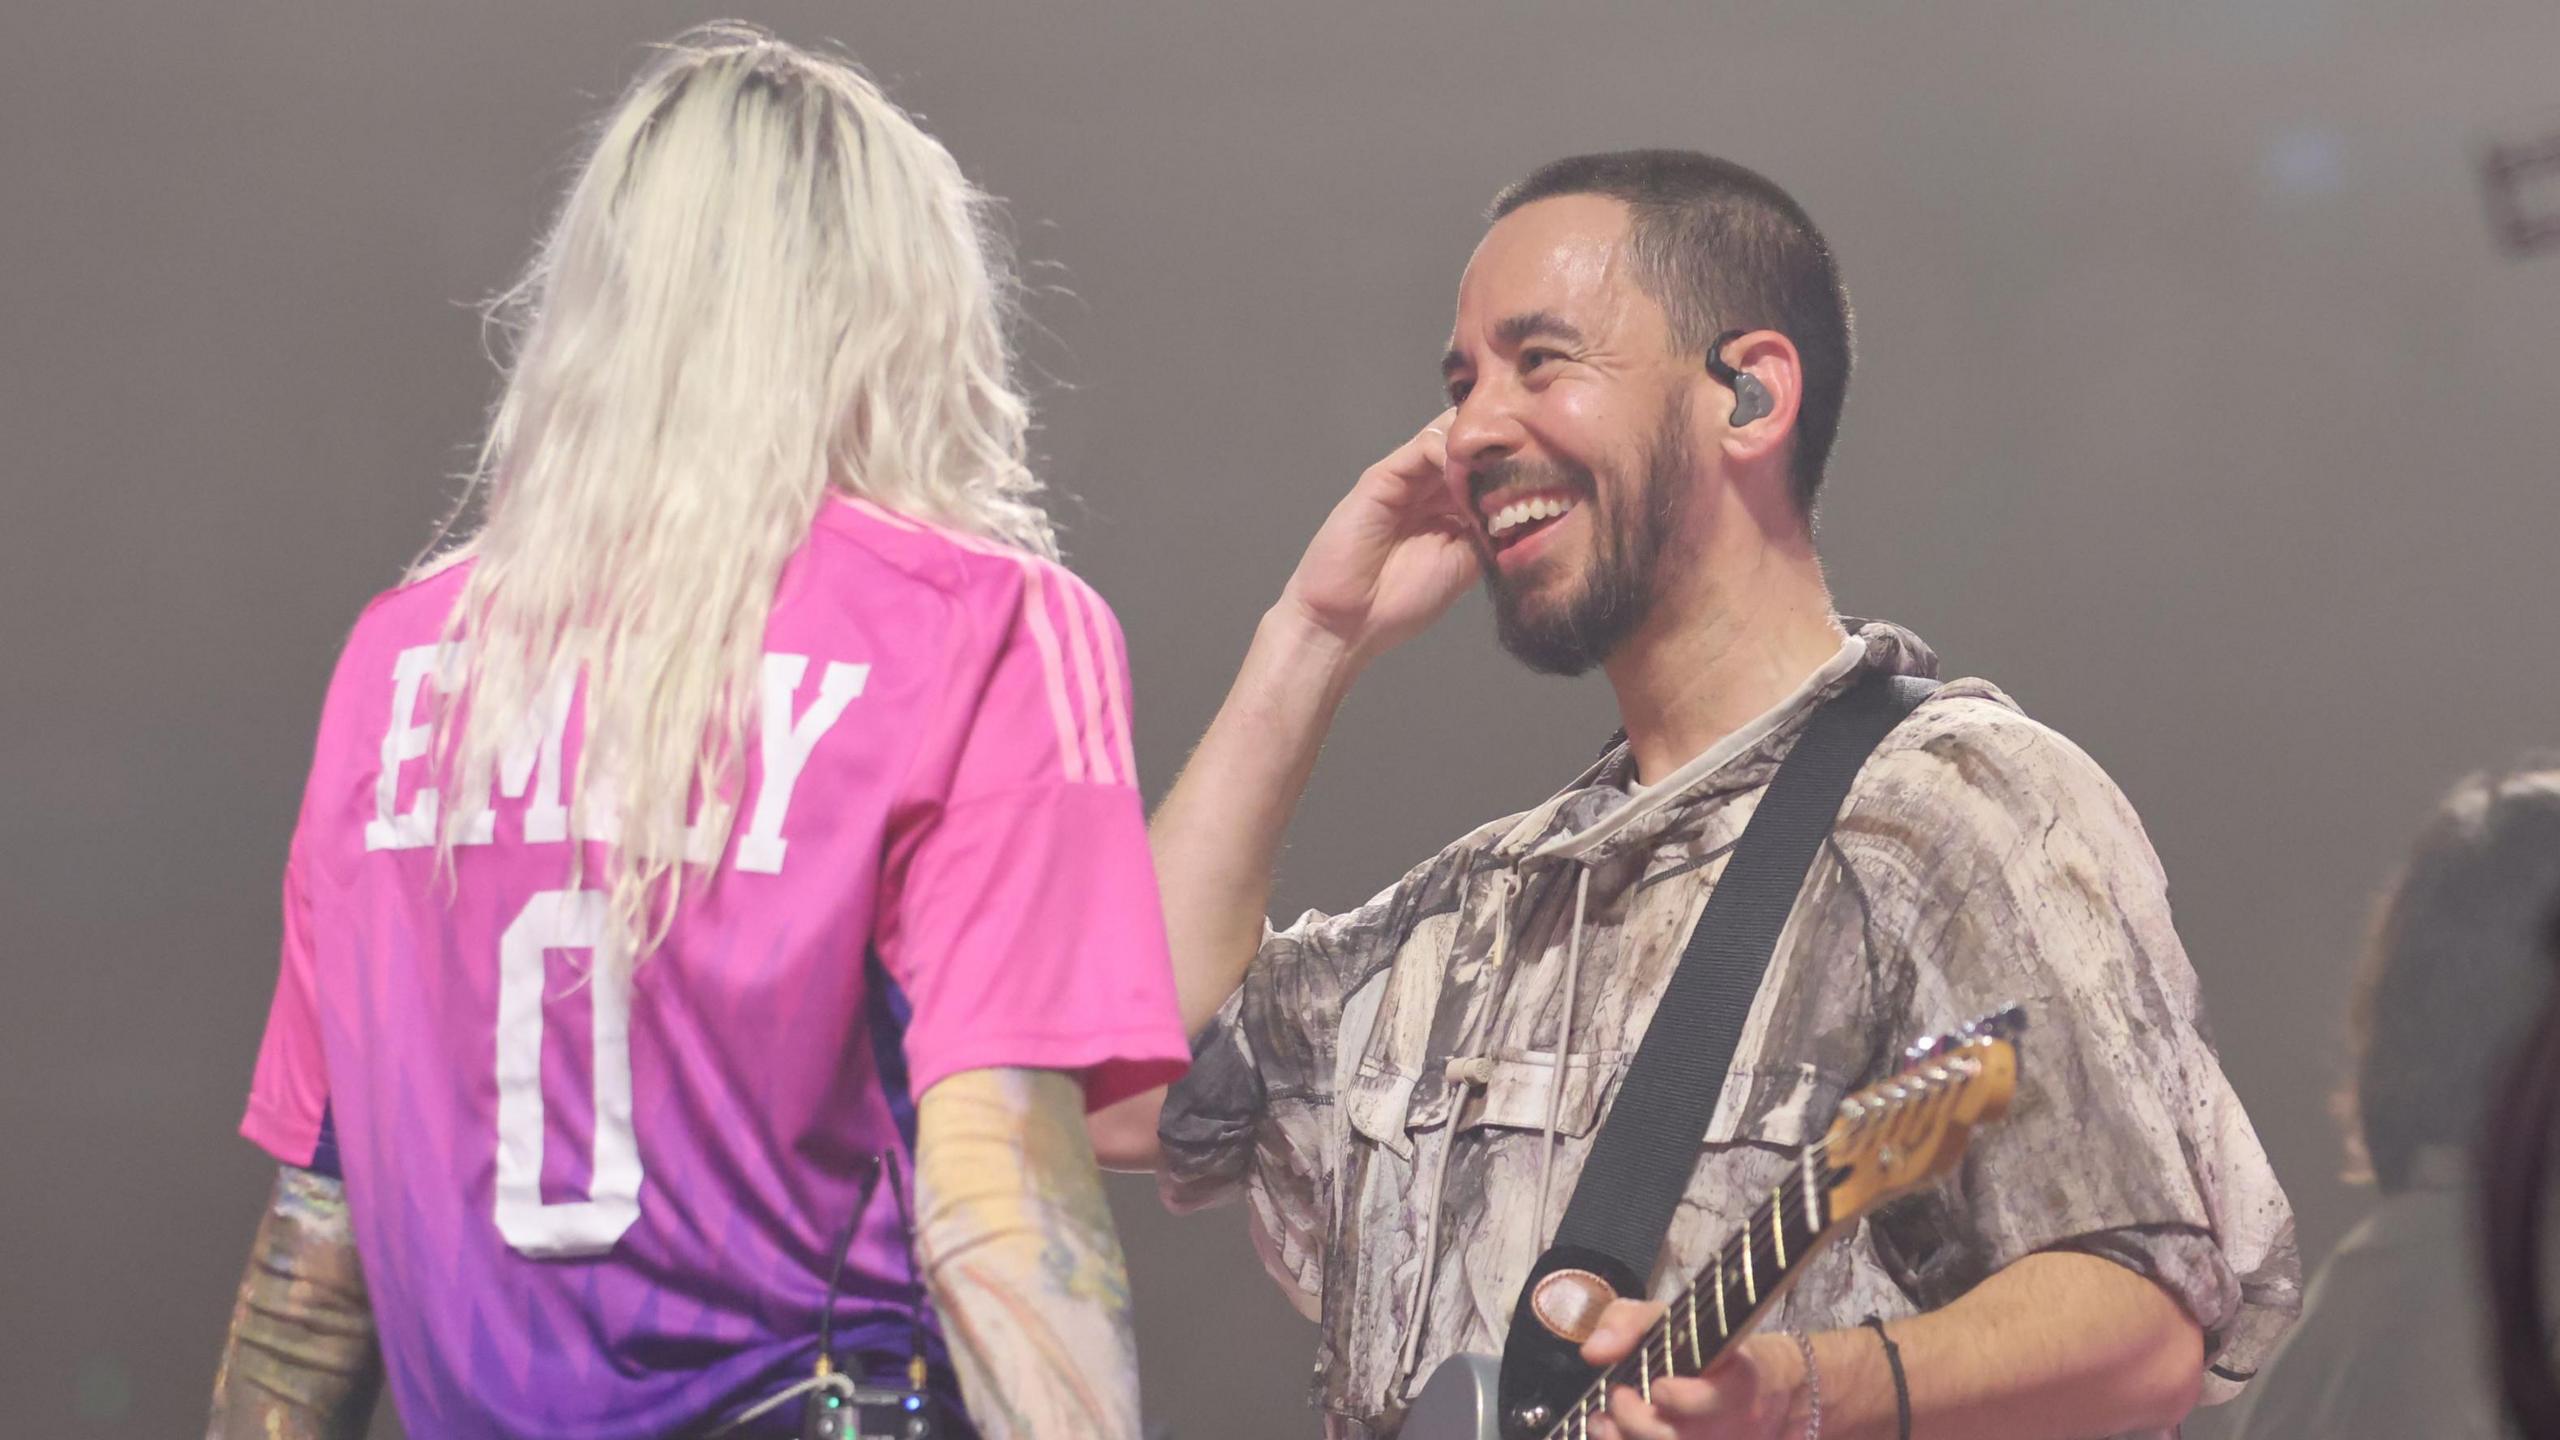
1541,1139,1838,1439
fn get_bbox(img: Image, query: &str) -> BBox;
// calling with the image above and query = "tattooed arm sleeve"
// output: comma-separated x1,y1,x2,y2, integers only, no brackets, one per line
913,1066,1141,1439
205,1165,383,1440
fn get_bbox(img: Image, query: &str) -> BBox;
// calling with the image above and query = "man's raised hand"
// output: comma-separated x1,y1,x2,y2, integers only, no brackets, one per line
1275,410,1481,669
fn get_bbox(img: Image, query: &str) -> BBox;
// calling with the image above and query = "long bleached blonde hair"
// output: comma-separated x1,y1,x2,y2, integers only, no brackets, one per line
421,22,1054,955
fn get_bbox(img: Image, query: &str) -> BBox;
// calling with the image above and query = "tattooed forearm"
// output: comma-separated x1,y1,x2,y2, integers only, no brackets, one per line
912,1067,1141,1439
206,1166,382,1440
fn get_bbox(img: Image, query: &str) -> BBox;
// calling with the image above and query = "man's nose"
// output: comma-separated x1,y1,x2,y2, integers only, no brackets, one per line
1446,387,1526,473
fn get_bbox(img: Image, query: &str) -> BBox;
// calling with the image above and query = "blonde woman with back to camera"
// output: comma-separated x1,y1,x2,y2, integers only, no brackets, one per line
205,24,1186,1440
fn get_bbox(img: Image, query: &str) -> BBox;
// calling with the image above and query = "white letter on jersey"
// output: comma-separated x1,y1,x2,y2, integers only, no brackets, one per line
493,889,641,1258
462,668,575,846
364,644,446,851
735,655,869,875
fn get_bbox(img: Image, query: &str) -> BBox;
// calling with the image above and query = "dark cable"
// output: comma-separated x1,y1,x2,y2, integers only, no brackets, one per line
1862,1316,1910,1440
881,1148,932,1389
817,1154,889,1377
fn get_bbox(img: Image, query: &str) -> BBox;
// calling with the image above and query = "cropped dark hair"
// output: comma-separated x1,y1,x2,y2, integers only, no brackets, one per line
1491,150,1853,515
2345,758,2560,1192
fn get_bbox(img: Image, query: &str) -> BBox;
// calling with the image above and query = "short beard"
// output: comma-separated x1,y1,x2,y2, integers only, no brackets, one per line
1485,397,1691,677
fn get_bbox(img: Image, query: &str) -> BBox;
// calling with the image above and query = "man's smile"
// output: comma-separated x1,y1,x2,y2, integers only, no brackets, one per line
1473,483,1586,562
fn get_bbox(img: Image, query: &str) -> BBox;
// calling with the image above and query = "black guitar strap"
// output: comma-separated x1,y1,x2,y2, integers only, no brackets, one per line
1495,668,1937,1436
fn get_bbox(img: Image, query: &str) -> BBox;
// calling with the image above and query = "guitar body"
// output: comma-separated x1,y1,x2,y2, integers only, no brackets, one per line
1399,1353,1501,1440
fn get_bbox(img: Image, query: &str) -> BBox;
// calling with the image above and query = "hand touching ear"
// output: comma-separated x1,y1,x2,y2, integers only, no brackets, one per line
1277,410,1480,668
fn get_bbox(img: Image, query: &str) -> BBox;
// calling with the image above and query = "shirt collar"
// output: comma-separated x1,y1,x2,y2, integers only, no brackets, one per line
1521,634,1864,863
1485,619,1937,866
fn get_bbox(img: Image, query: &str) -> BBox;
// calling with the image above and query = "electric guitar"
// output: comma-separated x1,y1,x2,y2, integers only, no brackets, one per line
1401,1006,2026,1440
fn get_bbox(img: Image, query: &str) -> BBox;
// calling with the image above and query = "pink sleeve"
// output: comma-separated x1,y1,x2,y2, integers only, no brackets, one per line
876,564,1189,1110
241,833,329,1165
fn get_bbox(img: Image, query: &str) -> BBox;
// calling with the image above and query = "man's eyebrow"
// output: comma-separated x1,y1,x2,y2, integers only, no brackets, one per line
1496,311,1586,349
1442,311,1588,379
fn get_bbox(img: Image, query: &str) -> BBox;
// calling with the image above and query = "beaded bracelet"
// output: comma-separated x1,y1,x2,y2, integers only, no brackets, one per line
1792,1332,1821,1440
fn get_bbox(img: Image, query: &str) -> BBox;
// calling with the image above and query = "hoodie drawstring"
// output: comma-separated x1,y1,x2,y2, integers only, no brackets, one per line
1533,864,1591,1246
1397,870,1514,1383
1395,861,1597,1388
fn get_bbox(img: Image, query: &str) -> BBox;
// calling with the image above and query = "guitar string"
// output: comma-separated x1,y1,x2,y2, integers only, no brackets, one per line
1560,1134,1837,1430
1551,1053,1984,1434
1568,1071,1959,1426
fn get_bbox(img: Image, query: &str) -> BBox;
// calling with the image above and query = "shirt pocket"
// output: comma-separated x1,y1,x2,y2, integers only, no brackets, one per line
1451,1050,1625,1140
1347,1054,1837,1164
1342,1063,1422,1161
1703,1060,1833,1151
1341,1047,1628,1163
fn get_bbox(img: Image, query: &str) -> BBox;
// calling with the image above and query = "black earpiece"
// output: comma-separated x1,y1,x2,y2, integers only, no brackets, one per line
1704,328,1773,427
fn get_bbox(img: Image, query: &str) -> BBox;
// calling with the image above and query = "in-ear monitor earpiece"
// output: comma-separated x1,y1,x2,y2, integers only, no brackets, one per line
1704,327,1774,427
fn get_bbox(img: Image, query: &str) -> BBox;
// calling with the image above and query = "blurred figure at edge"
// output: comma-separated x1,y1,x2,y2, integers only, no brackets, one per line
2233,759,2560,1440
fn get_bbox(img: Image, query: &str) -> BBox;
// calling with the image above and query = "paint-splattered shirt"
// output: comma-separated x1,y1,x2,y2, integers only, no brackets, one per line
1158,621,2300,1439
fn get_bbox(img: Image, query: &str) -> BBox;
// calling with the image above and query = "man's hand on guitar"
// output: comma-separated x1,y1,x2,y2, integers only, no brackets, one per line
1581,1301,1806,1440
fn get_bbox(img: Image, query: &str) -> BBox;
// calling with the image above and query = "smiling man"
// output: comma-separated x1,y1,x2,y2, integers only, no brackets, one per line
1095,151,2299,1440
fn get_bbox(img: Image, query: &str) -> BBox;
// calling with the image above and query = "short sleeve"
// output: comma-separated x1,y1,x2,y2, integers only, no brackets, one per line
1159,875,1411,1304
874,564,1189,1111
240,597,392,1168
1841,699,2302,1400
241,831,330,1166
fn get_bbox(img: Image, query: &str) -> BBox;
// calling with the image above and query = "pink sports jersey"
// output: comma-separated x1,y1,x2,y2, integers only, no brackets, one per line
242,496,1190,1438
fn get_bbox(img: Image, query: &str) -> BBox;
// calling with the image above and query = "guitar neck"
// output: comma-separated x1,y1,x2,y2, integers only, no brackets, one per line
1546,1142,1839,1437
1474,1011,2019,1440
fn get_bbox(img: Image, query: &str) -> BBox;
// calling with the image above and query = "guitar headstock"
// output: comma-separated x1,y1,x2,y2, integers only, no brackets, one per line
1824,1005,2025,1220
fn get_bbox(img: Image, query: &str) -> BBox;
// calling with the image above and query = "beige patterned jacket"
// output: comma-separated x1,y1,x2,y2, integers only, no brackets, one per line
1159,621,2301,1439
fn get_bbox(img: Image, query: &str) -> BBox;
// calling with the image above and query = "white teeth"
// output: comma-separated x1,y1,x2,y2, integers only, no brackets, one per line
1486,494,1575,538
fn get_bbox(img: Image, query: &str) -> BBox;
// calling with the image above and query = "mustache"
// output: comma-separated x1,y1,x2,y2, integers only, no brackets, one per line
1467,456,1596,507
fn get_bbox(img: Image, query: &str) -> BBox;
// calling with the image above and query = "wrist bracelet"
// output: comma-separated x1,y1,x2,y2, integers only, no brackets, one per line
1792,1331,1821,1440
1861,1316,1911,1440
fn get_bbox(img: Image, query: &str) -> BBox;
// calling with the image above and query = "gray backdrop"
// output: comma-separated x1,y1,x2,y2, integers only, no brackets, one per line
5,3,2556,1436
